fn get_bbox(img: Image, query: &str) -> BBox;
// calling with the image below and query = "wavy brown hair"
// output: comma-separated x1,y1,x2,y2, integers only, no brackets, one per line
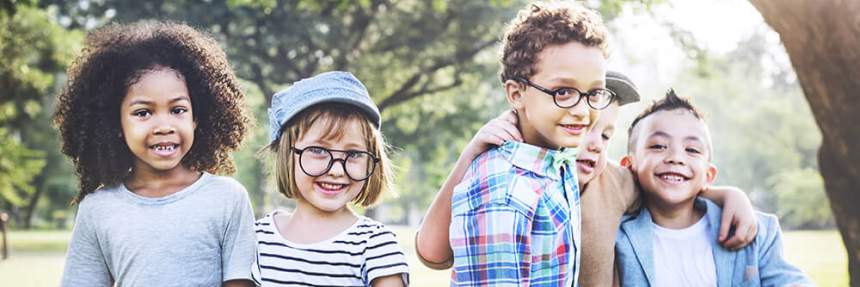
53,21,250,203
499,1,610,82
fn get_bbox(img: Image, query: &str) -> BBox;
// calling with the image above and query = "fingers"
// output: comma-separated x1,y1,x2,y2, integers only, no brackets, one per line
722,216,756,250
718,207,732,242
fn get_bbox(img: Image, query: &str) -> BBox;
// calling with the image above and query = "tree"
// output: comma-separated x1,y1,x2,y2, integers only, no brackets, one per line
0,2,82,227
750,0,860,285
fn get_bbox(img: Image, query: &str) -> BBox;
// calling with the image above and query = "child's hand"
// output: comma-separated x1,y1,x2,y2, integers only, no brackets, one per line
463,110,521,158
712,185,758,249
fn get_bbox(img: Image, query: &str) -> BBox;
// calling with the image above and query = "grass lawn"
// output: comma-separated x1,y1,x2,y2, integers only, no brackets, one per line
0,228,847,286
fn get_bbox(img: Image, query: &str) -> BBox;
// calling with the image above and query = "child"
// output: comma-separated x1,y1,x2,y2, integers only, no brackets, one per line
447,2,614,285
253,71,408,287
615,90,811,286
54,21,256,286
419,68,759,286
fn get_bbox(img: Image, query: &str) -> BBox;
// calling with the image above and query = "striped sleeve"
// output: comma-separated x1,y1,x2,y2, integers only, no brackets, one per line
363,223,409,285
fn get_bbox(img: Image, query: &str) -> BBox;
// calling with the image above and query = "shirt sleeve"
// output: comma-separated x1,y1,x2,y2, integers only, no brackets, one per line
60,202,112,287
450,201,532,286
221,186,257,283
756,214,813,286
363,224,409,285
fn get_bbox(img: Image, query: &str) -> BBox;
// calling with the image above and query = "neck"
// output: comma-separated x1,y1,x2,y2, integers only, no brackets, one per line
293,199,356,223
280,199,358,243
645,196,703,229
125,165,200,197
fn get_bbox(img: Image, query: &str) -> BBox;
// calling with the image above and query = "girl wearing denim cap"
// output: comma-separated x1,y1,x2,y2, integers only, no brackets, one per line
252,71,408,287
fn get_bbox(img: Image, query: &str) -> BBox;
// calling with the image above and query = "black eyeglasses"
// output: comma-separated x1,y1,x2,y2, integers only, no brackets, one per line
514,76,615,110
291,146,379,181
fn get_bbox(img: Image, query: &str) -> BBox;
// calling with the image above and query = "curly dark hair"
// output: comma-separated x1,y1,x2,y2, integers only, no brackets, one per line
499,1,609,82
53,21,251,203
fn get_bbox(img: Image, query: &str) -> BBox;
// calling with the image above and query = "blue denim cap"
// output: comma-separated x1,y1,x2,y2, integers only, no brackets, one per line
606,70,640,106
268,71,381,143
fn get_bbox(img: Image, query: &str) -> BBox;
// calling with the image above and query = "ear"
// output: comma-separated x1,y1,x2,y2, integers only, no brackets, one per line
706,163,718,184
504,79,526,111
620,155,634,169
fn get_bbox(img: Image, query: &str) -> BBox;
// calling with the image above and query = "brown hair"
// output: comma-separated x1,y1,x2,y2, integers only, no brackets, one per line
53,21,250,203
499,1,610,82
269,103,392,207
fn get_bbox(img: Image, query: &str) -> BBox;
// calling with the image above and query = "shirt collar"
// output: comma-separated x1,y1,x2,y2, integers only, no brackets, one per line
497,141,578,180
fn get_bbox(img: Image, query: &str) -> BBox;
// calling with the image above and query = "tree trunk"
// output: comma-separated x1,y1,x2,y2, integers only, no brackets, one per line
749,0,860,285
22,173,46,229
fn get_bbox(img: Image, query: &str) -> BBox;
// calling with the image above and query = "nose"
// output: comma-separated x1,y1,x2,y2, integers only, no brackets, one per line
152,115,176,135
664,146,686,166
327,152,348,177
567,97,591,120
585,131,603,153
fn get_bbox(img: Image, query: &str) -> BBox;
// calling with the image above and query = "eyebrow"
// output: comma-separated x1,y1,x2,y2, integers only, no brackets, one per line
648,130,704,144
550,77,606,90
127,96,191,107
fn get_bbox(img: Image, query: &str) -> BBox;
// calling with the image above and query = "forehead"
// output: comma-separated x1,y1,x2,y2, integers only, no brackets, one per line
297,114,369,147
594,103,620,128
639,109,710,143
533,41,606,87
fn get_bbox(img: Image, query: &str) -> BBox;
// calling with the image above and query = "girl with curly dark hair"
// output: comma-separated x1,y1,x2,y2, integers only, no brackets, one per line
55,21,255,287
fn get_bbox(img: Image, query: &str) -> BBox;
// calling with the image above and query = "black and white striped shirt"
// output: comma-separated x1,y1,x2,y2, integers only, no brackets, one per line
252,212,409,287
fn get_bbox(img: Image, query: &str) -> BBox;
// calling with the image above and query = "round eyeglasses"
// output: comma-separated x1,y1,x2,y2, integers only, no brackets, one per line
291,146,379,181
514,76,615,110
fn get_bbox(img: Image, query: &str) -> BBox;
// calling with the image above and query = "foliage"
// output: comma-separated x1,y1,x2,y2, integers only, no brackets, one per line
674,31,831,229
0,3,82,226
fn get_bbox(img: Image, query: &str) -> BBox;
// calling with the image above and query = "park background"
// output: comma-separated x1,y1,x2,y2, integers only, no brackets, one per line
0,0,856,286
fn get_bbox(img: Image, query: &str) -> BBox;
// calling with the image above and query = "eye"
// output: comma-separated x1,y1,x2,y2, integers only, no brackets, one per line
172,106,189,115
554,87,579,99
306,146,328,155
601,133,611,141
686,147,701,154
648,144,666,151
346,151,370,161
132,109,151,118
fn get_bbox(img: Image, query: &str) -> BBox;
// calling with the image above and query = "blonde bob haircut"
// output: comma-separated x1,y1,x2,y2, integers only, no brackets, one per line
269,102,392,207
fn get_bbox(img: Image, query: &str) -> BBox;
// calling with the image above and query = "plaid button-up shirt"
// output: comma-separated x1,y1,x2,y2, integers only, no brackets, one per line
450,141,582,287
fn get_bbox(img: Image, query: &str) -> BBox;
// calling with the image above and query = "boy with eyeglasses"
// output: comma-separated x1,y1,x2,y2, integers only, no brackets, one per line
448,2,613,286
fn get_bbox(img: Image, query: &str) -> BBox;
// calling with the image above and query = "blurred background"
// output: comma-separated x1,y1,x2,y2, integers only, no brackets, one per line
0,0,855,286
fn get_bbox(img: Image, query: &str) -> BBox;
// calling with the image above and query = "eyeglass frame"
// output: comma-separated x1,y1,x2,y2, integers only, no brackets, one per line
291,146,380,181
513,76,615,110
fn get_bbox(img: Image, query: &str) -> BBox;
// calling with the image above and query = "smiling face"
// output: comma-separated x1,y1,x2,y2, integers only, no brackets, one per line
575,102,619,185
120,67,196,176
291,117,370,214
506,41,605,150
624,109,716,207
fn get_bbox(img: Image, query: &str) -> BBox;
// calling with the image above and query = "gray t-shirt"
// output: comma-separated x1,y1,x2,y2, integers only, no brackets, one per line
61,172,256,287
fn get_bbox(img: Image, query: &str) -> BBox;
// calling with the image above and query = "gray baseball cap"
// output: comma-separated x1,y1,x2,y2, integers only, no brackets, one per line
606,70,640,106
268,71,381,143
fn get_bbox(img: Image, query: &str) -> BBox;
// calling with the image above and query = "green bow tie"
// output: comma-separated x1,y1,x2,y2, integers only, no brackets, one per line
552,147,579,173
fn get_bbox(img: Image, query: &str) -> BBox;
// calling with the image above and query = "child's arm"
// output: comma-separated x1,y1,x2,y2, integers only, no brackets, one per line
755,214,813,286
221,188,257,285
371,275,406,287
700,186,759,249
415,110,520,269
223,280,255,287
366,225,409,286
60,204,113,287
